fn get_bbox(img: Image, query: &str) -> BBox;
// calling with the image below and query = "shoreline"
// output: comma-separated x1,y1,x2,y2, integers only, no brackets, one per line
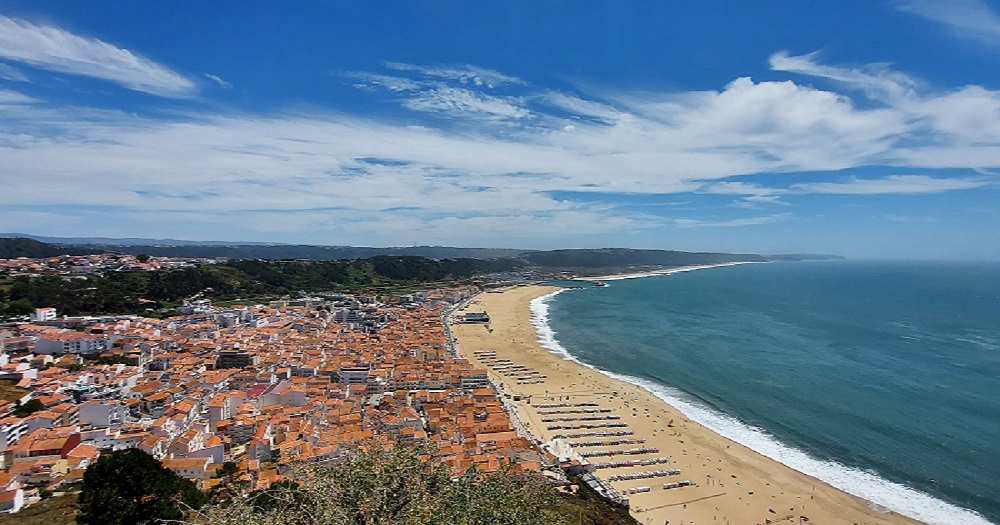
452,283,936,525
573,261,759,281
527,290,993,525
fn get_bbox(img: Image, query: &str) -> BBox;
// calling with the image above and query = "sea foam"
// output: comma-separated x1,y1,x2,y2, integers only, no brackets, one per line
528,285,995,525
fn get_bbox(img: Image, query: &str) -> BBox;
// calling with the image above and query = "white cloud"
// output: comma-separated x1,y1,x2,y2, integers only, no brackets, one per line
792,175,991,194
0,15,195,98
605,76,909,174
351,65,531,121
911,85,1000,144
348,72,423,92
204,73,232,89
883,214,938,223
540,92,626,121
699,182,790,208
673,213,793,228
2,54,999,245
403,86,530,120
770,51,921,103
769,52,1000,169
0,88,36,105
895,0,1000,46
0,62,28,82
699,182,789,196
383,62,524,88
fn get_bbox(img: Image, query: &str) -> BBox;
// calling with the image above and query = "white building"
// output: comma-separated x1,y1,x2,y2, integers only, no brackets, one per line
0,418,29,458
78,401,127,428
338,366,371,384
34,331,109,355
30,308,57,322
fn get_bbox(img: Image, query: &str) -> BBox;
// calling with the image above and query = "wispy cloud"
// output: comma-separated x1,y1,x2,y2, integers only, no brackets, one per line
883,214,938,223
348,72,423,92
770,51,921,102
699,182,790,196
383,62,524,88
0,62,28,82
204,73,232,89
403,86,530,120
699,182,790,208
350,65,530,120
0,88,36,105
770,52,1000,169
895,0,1000,46
793,175,991,194
674,213,793,228
0,15,195,98
540,92,626,122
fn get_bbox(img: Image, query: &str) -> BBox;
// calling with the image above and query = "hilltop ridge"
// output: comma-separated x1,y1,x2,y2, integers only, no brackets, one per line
0,235,811,266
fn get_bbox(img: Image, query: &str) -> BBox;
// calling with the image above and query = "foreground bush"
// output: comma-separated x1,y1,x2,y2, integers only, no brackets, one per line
196,445,555,525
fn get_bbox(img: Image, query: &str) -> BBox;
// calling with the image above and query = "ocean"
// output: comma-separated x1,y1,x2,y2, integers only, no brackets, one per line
533,260,1000,525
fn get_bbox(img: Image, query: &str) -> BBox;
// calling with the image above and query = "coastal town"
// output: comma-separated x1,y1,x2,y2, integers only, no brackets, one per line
0,253,222,279
0,288,557,514
1,240,950,525
0,268,935,525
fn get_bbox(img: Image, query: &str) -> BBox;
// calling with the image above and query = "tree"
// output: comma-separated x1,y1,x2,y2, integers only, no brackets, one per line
3,298,33,317
209,461,249,505
214,461,240,480
78,448,207,525
136,253,151,263
12,398,44,417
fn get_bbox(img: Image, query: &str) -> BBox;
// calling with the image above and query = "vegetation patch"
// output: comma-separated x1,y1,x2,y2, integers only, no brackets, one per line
0,379,29,403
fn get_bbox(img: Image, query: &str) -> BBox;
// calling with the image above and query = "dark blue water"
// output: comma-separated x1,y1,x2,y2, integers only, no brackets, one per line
541,261,1000,525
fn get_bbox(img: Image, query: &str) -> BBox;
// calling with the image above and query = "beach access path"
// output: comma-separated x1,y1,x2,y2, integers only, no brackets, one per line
451,284,925,525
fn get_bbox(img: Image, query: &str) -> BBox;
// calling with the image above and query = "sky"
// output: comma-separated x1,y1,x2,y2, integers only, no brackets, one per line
1,1,999,259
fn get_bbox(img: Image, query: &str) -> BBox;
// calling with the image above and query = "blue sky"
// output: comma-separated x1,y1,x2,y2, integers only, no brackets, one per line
1,1,999,258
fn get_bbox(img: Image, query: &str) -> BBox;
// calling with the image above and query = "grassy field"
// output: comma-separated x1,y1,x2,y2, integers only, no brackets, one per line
549,476,640,525
0,493,77,525
0,379,28,403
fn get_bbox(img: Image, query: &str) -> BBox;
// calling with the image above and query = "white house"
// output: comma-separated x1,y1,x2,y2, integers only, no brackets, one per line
30,308,57,322
0,489,24,513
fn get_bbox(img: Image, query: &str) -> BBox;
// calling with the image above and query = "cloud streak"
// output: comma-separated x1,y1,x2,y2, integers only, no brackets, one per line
0,15,195,98
0,62,28,82
674,213,793,228
402,86,530,120
204,73,232,89
770,51,921,103
792,175,991,194
895,0,1000,46
383,62,525,88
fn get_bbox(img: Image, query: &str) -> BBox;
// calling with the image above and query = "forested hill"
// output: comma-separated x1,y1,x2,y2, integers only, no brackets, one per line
2,236,527,261
0,256,523,317
1,239,787,316
0,237,96,258
3,236,798,267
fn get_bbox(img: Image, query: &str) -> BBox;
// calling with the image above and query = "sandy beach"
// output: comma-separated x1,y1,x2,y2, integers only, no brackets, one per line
452,284,925,525
577,262,756,281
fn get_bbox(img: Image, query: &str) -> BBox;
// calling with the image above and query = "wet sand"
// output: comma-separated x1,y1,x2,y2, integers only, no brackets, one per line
452,284,925,525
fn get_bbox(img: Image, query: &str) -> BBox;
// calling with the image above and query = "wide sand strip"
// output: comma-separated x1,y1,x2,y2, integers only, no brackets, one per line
452,284,924,525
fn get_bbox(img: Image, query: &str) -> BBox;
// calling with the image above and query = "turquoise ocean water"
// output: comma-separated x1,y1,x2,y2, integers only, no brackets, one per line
534,261,1000,525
